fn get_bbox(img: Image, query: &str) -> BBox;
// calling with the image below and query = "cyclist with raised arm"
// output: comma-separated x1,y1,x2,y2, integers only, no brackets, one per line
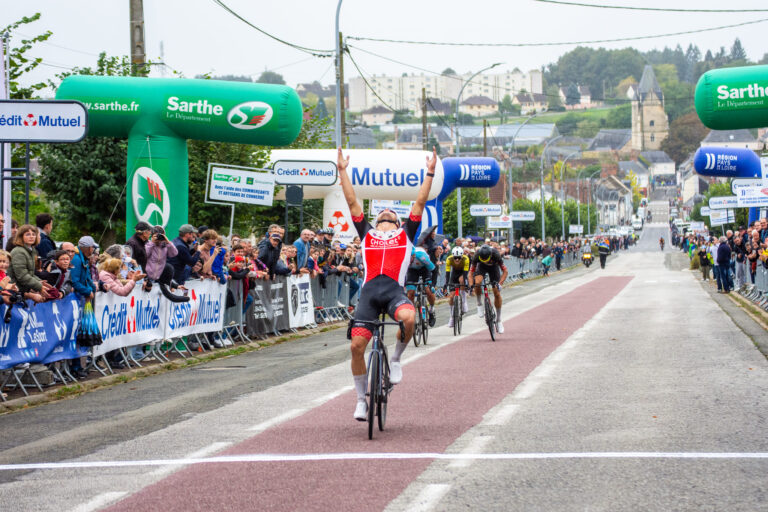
445,246,470,328
406,243,436,327
659,236,665,251
468,244,508,333
338,147,436,421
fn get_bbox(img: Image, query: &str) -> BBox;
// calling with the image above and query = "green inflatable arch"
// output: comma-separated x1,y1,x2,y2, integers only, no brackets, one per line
56,76,303,236
695,64,768,130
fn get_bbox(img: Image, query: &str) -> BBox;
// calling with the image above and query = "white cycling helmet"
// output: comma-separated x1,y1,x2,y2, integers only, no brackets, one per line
451,246,464,258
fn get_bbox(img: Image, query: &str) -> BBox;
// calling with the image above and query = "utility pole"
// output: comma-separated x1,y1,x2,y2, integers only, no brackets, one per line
421,87,427,151
129,0,146,76
483,119,487,157
338,32,347,148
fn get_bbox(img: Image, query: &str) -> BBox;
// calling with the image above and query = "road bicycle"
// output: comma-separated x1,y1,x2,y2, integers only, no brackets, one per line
480,274,498,341
361,314,405,439
448,282,467,336
406,278,430,347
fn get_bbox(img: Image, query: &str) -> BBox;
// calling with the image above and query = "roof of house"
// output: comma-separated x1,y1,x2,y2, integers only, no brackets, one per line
587,129,631,151
362,105,393,115
702,129,757,143
618,160,649,175
560,85,591,97
461,95,497,106
639,150,674,163
347,126,375,148
425,97,451,113
636,65,663,102
515,92,547,104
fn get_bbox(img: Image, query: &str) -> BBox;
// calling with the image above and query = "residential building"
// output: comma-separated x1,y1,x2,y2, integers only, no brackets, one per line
631,65,669,151
347,127,376,149
594,175,633,227
679,154,708,208
639,150,675,185
361,106,394,126
459,95,498,117
559,85,594,110
700,129,761,150
512,92,548,115
584,128,632,158
618,160,650,191
348,68,543,114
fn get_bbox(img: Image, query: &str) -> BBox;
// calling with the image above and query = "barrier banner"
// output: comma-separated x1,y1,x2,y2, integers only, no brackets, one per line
270,277,291,332
93,286,167,357
287,274,314,328
246,279,273,335
165,278,225,338
0,295,88,370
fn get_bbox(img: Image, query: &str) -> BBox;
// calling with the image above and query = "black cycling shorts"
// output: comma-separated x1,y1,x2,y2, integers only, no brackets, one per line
352,275,413,330
405,267,432,289
474,264,501,284
448,269,469,285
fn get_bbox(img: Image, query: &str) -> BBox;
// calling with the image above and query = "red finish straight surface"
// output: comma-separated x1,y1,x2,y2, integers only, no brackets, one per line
108,276,631,512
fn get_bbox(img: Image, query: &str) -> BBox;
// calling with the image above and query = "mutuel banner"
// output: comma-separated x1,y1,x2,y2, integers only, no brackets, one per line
165,279,225,338
0,294,88,370
93,285,167,357
0,100,88,143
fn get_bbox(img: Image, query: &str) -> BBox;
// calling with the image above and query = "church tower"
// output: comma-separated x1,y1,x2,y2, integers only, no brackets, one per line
630,65,669,151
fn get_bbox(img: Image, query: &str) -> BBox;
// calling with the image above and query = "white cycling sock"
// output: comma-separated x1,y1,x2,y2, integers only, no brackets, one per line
496,306,502,317
476,294,482,306
391,340,408,363
353,374,367,401
461,290,468,302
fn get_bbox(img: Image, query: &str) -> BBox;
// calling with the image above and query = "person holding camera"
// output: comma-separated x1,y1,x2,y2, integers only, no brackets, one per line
144,225,178,286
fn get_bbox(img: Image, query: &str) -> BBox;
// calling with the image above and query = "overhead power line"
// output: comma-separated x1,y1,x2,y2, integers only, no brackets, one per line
211,0,333,57
533,0,768,13
348,17,768,47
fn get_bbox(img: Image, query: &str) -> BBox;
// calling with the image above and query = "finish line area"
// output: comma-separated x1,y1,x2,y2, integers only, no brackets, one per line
3,451,768,471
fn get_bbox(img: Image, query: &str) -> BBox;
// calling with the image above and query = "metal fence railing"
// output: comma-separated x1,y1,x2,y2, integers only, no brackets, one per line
739,261,768,311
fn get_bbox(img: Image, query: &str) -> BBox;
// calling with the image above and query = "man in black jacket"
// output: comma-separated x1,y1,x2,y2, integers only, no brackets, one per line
258,231,283,278
168,224,199,284
35,213,56,260
126,221,152,271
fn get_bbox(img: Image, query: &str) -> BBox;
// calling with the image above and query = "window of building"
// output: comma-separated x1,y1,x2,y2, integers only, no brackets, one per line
650,134,655,142
649,120,655,127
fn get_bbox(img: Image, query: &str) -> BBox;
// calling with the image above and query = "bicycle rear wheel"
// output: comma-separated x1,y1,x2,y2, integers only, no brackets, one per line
378,353,388,431
421,303,429,345
457,294,463,334
484,295,496,341
368,349,379,439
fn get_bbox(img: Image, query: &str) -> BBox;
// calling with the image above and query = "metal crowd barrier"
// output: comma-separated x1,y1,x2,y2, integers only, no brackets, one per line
739,261,768,311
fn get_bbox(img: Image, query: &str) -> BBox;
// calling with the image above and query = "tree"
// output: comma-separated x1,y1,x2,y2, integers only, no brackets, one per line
207,74,252,83
441,188,489,237
760,53,768,65
441,67,457,76
314,97,329,119
546,85,564,112
660,81,695,123
730,38,747,62
498,94,518,123
555,112,582,136
604,104,631,129
256,71,285,85
2,13,52,99
659,112,709,165
565,83,581,106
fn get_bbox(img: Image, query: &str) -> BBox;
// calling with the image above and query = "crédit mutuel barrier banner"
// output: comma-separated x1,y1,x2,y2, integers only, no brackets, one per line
0,294,88,370
94,279,226,356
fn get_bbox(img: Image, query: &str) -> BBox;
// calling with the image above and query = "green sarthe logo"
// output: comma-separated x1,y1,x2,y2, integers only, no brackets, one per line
227,101,273,130
213,173,240,183
132,166,171,227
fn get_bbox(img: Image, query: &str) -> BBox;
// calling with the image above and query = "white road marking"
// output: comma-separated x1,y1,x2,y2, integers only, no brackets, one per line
247,408,306,432
448,436,494,468
484,404,520,426
10,452,768,472
404,484,451,512
312,386,353,405
512,378,541,400
150,441,232,477
68,492,127,512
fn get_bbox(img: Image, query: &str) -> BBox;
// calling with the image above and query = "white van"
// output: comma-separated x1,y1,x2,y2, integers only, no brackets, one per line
632,218,643,230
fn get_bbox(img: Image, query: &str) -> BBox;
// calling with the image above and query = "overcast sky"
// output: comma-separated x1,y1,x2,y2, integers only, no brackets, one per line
5,0,768,95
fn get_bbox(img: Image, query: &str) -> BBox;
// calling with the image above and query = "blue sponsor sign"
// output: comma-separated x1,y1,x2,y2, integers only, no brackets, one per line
693,147,762,178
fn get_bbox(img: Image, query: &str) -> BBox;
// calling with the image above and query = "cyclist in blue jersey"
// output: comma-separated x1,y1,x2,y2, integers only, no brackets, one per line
406,244,437,326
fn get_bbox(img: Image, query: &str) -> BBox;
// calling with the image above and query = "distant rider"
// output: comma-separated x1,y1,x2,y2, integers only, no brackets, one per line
445,246,470,328
406,243,437,327
468,244,508,333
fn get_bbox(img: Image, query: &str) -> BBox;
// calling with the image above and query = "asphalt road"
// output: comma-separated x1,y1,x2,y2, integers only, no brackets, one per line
1,234,767,511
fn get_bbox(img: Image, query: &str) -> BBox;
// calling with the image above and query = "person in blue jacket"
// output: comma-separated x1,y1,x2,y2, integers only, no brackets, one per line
71,236,97,300
405,243,437,326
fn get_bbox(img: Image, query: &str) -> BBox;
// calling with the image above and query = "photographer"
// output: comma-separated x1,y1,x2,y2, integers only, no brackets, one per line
144,226,178,288
126,221,152,272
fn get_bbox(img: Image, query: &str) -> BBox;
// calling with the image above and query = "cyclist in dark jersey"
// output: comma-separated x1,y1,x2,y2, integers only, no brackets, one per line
337,147,437,421
468,244,508,333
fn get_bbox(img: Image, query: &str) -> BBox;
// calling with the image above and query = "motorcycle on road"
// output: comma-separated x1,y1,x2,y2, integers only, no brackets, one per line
581,252,593,268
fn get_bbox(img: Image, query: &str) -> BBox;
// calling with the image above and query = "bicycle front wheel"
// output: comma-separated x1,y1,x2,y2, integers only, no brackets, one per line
412,300,422,347
378,354,388,431
368,349,379,440
457,294,463,334
452,298,459,336
484,295,496,341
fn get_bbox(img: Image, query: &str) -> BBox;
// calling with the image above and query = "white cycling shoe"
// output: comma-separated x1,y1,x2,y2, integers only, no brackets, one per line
496,321,505,334
389,361,403,384
477,306,484,318
354,400,368,421
448,316,454,328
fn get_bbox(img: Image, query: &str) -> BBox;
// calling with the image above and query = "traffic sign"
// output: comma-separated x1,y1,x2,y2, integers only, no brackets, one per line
701,206,711,216
272,160,337,186
736,186,768,207
0,100,88,143
509,211,536,221
708,196,739,209
469,204,503,216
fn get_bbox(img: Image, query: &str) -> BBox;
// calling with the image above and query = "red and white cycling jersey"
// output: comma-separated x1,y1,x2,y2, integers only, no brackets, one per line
352,213,420,287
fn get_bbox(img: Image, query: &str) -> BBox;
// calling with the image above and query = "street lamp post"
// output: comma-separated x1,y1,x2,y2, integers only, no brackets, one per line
559,150,580,240
507,113,537,244
539,135,563,242
586,169,601,234
334,0,344,148
455,62,502,238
